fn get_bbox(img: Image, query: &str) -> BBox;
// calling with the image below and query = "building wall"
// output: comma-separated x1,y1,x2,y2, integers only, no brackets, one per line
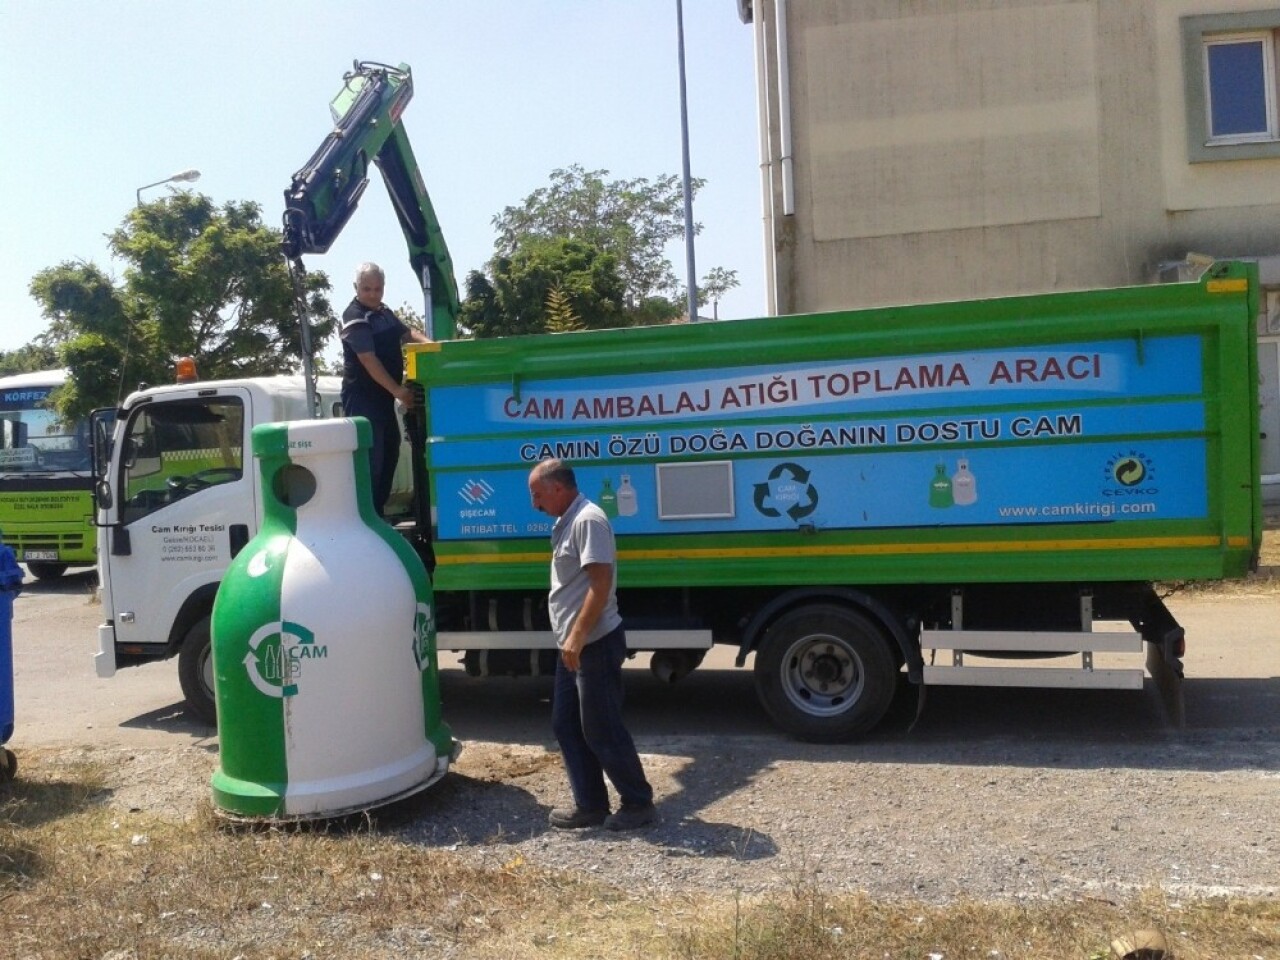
746,0,1280,499
750,0,1280,315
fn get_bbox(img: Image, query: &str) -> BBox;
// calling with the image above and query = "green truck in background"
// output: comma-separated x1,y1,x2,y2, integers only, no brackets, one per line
0,369,97,579
409,260,1261,740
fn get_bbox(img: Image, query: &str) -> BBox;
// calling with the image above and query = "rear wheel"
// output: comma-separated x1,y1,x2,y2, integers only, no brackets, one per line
178,615,217,726
754,603,898,742
26,562,68,580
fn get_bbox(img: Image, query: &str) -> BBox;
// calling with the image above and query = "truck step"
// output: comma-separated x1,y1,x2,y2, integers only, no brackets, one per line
920,628,1145,689
920,629,1143,654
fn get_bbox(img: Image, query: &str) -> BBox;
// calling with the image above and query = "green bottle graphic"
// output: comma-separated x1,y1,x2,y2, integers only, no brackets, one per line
599,477,619,518
928,463,954,508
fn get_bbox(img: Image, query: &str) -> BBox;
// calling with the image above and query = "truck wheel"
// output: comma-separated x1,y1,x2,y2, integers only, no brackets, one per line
178,615,217,726
26,562,68,580
754,603,898,742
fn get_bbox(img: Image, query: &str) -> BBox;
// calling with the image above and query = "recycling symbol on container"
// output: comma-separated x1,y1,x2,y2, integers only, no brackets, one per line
753,462,820,521
243,620,325,698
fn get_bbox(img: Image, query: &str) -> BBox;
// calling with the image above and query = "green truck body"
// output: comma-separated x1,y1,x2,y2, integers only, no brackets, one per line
406,261,1261,739
92,55,1265,742
0,369,97,579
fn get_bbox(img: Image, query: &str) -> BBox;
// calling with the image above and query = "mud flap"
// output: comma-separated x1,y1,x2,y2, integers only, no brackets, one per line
908,681,927,732
1146,638,1185,728
1137,590,1185,728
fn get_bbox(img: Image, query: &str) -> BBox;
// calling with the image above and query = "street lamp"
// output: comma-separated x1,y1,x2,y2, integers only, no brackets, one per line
676,0,698,322
136,168,201,207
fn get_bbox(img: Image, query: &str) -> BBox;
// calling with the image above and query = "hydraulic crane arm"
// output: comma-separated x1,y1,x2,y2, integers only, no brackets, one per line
282,61,459,341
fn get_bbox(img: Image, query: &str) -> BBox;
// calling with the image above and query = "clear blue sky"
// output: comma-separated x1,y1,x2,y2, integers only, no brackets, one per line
0,1,763,359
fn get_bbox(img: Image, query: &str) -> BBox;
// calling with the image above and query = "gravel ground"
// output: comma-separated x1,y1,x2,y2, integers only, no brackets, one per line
56,719,1280,906
24,548,1280,906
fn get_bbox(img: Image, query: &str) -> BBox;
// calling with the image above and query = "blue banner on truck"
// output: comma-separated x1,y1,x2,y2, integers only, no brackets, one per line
427,335,1209,540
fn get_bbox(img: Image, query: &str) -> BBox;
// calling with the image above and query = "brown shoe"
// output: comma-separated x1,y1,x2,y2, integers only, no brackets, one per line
604,802,656,831
549,806,608,829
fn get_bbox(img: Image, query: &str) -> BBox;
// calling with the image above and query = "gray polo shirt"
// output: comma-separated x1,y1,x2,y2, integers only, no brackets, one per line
548,494,622,647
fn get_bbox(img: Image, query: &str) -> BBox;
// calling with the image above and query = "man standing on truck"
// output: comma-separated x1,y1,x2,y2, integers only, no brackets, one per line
340,262,431,514
528,459,656,831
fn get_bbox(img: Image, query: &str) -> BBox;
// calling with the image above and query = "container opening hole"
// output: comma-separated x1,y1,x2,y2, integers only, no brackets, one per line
274,464,317,508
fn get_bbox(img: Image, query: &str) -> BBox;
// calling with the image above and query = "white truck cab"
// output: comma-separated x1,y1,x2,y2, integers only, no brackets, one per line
93,374,413,723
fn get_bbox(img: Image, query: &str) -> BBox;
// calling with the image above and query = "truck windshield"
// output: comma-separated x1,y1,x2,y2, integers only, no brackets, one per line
120,397,245,525
0,385,91,475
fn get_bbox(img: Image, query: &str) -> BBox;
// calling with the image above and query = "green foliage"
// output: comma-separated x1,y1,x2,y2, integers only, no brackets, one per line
460,238,625,338
544,284,585,333
0,342,58,377
494,165,698,307
27,193,334,419
699,265,741,315
467,165,737,335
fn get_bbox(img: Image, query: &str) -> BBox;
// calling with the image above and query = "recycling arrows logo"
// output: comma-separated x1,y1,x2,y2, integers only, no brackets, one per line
243,620,317,698
753,462,820,521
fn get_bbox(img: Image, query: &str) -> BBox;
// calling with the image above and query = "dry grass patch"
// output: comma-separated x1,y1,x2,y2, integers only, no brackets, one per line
3,755,1278,959
1259,525,1280,567
672,883,1280,959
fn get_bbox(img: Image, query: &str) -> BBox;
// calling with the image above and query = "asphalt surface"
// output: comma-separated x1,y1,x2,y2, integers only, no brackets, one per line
6,566,1278,755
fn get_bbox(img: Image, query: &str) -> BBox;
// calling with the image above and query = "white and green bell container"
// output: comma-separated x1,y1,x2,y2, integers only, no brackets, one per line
211,417,454,819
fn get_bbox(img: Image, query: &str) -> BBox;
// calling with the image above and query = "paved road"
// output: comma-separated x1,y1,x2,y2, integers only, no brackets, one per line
6,567,1279,753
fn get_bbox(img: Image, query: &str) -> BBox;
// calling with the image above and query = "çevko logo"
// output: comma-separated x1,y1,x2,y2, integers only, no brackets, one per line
1102,451,1157,497
243,620,328,698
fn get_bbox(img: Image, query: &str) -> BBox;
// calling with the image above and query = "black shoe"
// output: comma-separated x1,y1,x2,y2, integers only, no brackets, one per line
549,806,608,829
604,802,656,831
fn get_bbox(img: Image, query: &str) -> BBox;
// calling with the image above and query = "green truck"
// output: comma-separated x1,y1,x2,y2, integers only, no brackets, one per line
0,369,97,579
93,60,1263,740
408,261,1261,740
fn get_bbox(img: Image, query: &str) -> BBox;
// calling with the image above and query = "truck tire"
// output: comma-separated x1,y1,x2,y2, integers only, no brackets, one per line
26,562,68,580
177,615,217,726
754,603,898,742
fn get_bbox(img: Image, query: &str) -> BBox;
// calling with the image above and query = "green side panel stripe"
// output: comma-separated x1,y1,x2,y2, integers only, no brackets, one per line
210,422,297,816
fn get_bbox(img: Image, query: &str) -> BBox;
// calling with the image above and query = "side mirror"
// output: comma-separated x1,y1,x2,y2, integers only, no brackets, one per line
95,478,114,511
89,407,118,479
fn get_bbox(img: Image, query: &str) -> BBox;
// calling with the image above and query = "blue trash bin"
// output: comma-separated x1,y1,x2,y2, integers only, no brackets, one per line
0,542,23,780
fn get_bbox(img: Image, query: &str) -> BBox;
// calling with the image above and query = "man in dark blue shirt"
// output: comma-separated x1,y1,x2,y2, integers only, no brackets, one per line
340,262,431,514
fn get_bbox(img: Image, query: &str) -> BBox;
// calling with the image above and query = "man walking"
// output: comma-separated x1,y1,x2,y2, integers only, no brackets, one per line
527,459,655,831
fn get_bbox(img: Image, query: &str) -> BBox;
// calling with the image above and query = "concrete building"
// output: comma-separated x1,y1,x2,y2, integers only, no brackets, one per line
738,0,1280,502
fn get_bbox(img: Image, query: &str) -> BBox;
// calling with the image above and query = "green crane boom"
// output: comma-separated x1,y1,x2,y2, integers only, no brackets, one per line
282,60,459,341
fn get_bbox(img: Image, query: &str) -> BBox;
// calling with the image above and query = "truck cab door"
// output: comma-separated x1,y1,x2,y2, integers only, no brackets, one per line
98,389,257,653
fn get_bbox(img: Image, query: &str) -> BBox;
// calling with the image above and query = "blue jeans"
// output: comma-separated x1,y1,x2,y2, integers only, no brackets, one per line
551,625,653,812
341,400,400,515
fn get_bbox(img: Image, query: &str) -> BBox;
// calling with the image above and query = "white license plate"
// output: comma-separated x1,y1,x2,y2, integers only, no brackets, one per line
23,550,58,561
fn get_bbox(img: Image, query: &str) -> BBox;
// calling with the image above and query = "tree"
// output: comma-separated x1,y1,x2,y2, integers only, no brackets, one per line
493,165,695,309
544,285,585,333
28,193,334,419
0,341,58,377
459,238,625,338
698,266,742,321
467,165,736,336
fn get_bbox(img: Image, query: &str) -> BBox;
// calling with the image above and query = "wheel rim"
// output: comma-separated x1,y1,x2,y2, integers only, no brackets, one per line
200,646,215,705
780,631,866,717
